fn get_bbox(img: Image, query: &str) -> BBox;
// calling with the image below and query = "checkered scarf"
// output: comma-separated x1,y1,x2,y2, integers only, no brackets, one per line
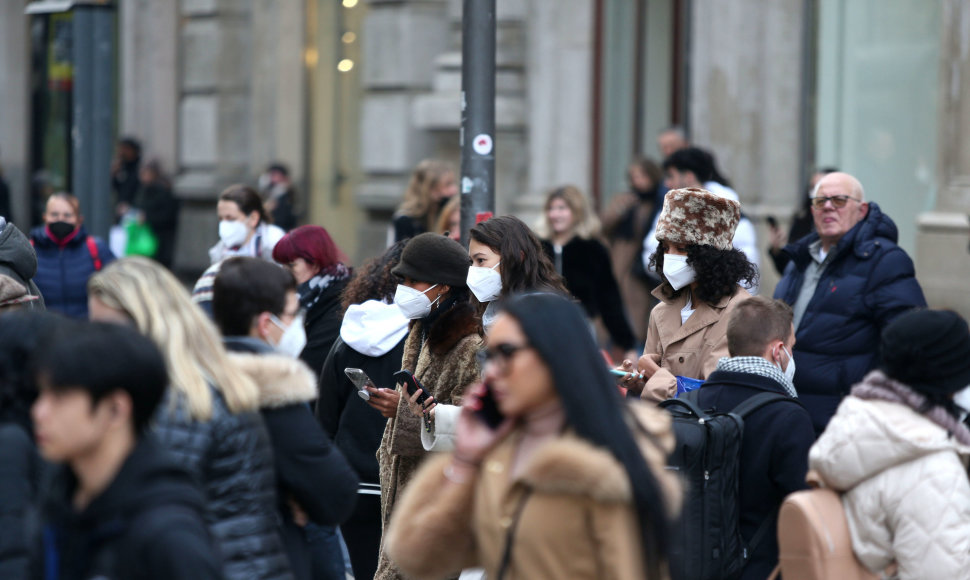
715,356,797,397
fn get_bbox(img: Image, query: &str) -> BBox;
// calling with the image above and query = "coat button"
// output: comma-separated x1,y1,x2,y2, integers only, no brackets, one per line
500,516,514,529
486,461,504,473
679,356,685,363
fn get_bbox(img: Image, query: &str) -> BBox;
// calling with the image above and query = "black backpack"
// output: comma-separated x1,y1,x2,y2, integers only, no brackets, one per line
659,389,794,580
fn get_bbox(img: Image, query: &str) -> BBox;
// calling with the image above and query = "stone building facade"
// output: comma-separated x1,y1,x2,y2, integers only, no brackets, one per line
1,0,967,315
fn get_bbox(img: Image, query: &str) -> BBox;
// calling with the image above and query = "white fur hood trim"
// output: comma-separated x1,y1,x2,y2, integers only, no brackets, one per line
229,352,317,408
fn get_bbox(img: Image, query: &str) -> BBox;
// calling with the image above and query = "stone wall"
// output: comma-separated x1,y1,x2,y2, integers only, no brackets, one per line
0,1,30,227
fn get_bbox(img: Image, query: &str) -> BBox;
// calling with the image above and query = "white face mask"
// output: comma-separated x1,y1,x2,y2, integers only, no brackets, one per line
953,385,970,415
394,284,439,320
663,254,696,291
219,220,249,249
270,312,307,358
777,345,796,384
467,261,502,303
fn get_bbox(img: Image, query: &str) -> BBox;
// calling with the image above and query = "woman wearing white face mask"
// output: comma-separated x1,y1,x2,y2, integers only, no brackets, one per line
373,233,484,580
619,187,759,403
407,216,568,453
192,185,287,315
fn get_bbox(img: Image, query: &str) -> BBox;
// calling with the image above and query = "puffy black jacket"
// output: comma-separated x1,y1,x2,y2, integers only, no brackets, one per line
36,435,222,580
29,226,114,318
773,202,926,433
153,388,292,580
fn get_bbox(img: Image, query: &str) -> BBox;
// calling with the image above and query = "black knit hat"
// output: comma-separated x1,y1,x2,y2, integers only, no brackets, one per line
880,309,970,396
392,232,470,288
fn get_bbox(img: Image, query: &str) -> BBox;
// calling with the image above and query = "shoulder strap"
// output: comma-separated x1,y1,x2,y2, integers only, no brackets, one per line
85,237,102,271
658,391,710,421
746,504,780,559
730,392,795,418
495,488,532,580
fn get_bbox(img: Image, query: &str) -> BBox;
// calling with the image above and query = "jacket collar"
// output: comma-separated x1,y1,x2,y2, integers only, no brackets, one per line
783,201,897,270
227,351,317,408
650,285,741,346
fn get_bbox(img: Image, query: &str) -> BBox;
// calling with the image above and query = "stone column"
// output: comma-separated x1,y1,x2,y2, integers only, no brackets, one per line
915,0,970,318
119,0,178,173
0,4,30,226
520,0,594,220
688,0,805,293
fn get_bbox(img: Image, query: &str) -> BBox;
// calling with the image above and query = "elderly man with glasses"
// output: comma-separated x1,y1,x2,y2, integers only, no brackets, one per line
773,171,926,435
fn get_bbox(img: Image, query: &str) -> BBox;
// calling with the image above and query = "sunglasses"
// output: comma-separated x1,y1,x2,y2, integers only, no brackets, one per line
810,195,861,209
478,342,530,373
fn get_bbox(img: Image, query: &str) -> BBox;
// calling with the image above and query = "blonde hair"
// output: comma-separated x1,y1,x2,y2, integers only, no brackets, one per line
537,185,602,240
434,195,461,236
397,159,456,231
88,257,259,420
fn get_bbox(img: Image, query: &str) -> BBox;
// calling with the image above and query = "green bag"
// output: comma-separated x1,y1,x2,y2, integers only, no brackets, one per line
125,220,158,257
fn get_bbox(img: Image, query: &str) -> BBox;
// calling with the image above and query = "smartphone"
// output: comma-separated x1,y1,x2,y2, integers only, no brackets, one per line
475,382,505,429
344,367,373,401
766,215,778,229
610,368,643,379
393,369,432,406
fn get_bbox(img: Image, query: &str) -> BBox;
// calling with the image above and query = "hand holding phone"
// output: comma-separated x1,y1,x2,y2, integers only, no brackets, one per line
344,367,374,401
474,382,505,429
393,369,432,406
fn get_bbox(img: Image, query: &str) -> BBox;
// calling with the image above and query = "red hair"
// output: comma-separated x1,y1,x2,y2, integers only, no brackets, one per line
272,225,345,273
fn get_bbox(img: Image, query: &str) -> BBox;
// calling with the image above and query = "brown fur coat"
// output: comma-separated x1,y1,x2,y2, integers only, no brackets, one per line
385,401,682,580
374,301,483,580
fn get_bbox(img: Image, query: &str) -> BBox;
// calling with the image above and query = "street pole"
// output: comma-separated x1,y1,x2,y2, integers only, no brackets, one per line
458,0,496,248
71,1,115,239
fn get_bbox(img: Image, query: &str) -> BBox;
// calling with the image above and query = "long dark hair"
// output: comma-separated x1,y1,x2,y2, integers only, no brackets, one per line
219,184,271,225
502,293,671,579
469,216,567,298
649,243,757,305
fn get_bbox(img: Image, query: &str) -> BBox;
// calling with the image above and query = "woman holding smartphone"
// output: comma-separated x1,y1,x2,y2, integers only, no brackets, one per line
385,292,681,580
405,215,567,451
372,233,483,580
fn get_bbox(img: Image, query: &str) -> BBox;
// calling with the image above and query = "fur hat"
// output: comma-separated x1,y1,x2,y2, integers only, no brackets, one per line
655,187,740,250
392,232,471,288
880,309,970,396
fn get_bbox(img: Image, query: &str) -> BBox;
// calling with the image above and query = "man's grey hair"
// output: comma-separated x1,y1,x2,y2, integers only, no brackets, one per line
658,125,689,141
811,172,866,202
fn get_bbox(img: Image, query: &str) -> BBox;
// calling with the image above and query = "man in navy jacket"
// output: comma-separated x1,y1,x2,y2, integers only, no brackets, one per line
694,296,815,579
774,172,926,434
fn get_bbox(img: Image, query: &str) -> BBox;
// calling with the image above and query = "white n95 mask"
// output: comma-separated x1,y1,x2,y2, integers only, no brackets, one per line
219,220,248,248
662,254,696,291
467,262,502,303
270,312,307,358
394,284,439,320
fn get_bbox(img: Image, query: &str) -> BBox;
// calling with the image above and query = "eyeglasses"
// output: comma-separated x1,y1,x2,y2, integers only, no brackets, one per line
810,195,861,209
478,342,530,374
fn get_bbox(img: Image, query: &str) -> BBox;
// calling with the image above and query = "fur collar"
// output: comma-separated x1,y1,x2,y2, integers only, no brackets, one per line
518,402,677,505
228,352,317,409
417,300,482,356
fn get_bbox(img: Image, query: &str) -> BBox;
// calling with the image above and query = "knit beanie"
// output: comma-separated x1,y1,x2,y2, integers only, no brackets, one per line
392,232,470,287
655,187,740,250
880,309,970,396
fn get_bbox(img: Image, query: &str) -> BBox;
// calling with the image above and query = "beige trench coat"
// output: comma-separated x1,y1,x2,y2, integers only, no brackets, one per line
639,285,751,403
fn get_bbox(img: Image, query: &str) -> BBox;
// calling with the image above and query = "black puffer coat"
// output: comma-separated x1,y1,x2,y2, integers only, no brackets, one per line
153,387,292,580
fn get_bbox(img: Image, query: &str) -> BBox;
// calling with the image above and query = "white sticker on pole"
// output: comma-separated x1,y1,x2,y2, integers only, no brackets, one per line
472,134,493,156
461,177,473,194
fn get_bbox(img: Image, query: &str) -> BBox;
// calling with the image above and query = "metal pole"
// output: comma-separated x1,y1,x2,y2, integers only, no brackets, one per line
458,0,496,248
72,2,114,238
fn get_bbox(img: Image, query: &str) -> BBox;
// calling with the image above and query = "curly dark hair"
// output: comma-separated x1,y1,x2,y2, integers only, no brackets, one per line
648,242,758,305
340,240,409,313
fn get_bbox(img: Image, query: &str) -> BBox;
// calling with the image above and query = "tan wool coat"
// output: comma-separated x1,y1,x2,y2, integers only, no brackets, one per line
639,285,751,403
374,301,483,580
385,401,683,580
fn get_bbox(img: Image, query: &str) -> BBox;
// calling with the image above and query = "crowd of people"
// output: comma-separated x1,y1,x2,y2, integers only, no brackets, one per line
0,124,965,580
